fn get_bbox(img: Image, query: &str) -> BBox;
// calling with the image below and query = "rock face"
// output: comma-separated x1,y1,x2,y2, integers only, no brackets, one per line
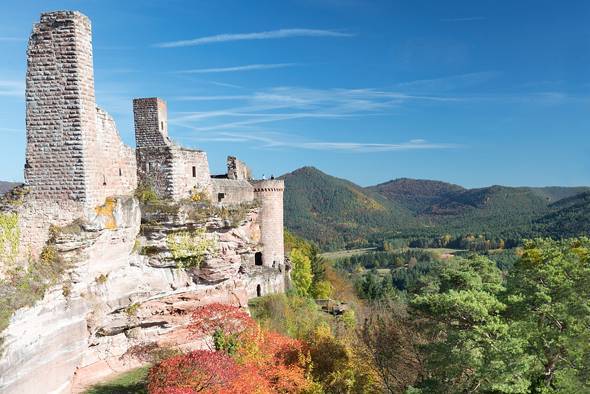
0,197,285,394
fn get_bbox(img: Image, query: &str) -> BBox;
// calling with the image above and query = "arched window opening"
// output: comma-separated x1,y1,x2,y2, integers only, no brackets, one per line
255,252,263,266
256,284,262,297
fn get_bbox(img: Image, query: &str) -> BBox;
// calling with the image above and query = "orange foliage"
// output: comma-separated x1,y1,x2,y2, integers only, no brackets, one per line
148,304,312,394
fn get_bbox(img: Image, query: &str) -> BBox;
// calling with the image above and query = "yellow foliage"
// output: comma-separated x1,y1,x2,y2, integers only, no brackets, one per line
0,212,20,265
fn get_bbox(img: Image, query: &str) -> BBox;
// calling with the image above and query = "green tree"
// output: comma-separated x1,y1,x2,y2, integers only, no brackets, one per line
411,256,515,393
504,237,590,392
290,248,313,297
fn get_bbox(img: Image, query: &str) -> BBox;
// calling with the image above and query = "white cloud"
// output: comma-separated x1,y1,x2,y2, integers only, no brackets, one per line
396,71,499,92
155,28,354,48
176,63,297,74
169,86,457,132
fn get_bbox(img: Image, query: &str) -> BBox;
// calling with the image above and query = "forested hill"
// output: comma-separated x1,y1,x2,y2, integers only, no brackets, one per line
282,167,590,250
0,181,19,196
534,191,590,238
367,178,465,212
280,167,415,250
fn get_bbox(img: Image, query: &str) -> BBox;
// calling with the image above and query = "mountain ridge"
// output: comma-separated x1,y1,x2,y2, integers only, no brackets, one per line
281,167,590,249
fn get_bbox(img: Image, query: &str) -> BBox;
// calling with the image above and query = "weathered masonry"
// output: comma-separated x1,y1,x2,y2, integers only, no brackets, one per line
25,11,136,208
20,11,137,255
133,97,212,200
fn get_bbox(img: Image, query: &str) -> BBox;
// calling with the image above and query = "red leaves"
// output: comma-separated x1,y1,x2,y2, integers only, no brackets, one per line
188,303,253,337
148,350,239,394
148,303,312,394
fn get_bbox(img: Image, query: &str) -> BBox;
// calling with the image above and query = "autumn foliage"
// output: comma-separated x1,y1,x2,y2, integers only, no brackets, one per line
147,303,312,394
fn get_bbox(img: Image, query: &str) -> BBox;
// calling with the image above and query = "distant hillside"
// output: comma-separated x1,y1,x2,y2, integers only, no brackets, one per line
534,191,590,238
0,181,20,196
367,178,464,212
282,168,590,249
280,167,415,250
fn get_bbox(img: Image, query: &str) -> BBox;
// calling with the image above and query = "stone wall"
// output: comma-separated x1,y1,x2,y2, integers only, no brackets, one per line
92,107,137,201
227,156,251,181
253,180,285,268
133,98,170,147
171,148,212,200
211,178,254,205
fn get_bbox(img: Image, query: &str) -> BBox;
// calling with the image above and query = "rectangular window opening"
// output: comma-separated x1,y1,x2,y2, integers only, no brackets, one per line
218,193,225,203
192,166,196,178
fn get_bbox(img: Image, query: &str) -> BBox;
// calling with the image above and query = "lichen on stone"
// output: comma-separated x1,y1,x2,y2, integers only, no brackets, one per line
95,197,117,230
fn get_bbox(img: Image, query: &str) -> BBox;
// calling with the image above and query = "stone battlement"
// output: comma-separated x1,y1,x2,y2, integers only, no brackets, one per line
252,179,285,192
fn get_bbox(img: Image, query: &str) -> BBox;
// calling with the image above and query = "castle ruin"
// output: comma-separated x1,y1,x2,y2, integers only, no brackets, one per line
18,10,285,269
0,11,288,394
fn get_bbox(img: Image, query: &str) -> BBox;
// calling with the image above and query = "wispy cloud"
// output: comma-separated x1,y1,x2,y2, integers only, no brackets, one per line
155,28,354,48
169,86,458,133
396,71,498,92
176,63,297,74
207,80,244,89
181,131,459,153
440,17,486,22
0,80,24,97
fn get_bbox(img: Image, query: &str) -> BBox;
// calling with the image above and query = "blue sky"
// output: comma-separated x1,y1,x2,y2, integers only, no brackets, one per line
1,0,589,187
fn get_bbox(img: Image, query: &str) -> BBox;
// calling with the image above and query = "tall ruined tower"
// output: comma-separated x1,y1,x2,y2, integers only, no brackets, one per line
24,11,136,209
20,11,136,256
253,180,285,268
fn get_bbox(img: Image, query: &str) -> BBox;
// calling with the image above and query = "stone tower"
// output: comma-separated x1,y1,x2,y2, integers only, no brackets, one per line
253,180,285,268
24,11,136,209
133,97,212,200
20,11,136,256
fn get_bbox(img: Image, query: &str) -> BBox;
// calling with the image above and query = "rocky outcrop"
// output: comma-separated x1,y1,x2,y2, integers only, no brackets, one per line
0,197,285,394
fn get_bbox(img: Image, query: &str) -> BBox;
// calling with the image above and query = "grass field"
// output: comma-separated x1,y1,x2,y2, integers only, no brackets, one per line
320,247,377,260
84,366,149,394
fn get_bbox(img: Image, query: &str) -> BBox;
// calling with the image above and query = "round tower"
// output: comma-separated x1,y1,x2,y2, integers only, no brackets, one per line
253,180,285,268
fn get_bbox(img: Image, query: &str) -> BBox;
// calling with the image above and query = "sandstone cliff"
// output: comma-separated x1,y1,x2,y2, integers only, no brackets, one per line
0,197,285,394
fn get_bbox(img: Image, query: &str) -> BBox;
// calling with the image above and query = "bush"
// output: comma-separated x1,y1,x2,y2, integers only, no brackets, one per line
166,229,217,268
135,182,159,204
149,303,313,394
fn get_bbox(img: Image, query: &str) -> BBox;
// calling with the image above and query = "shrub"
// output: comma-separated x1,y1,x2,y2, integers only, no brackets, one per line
135,182,159,204
0,240,69,340
290,248,313,297
0,212,19,265
166,229,217,268
150,303,313,393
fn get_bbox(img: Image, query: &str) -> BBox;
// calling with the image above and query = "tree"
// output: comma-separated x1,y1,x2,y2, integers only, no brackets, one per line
357,301,423,393
504,238,590,392
410,255,512,393
290,248,313,297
